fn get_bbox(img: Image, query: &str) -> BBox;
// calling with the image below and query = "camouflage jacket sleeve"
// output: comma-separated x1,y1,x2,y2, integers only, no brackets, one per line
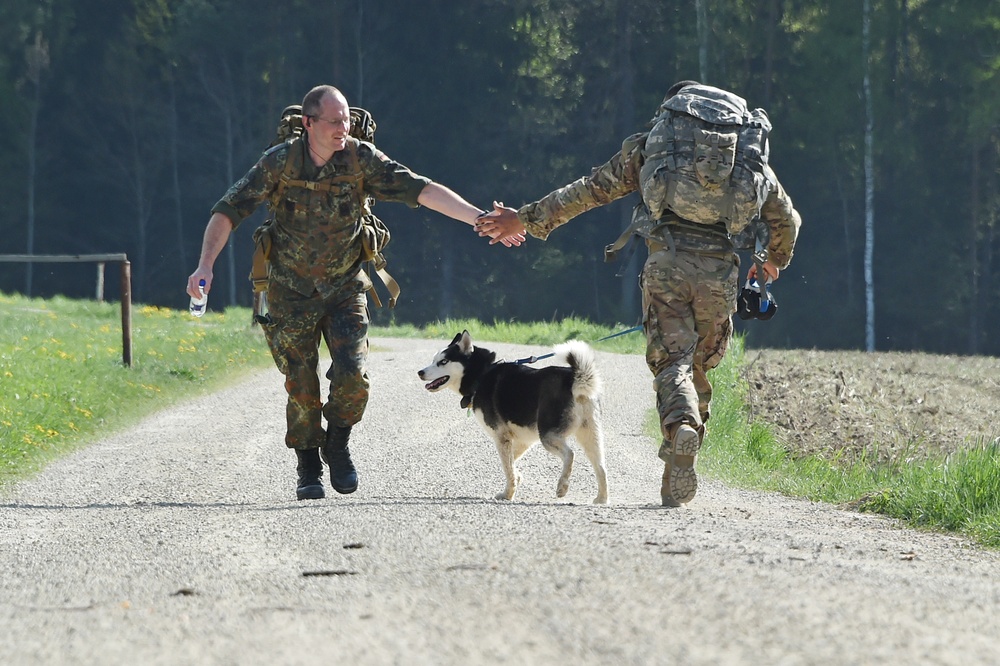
516,133,645,241
357,142,432,207
760,165,801,270
210,146,286,230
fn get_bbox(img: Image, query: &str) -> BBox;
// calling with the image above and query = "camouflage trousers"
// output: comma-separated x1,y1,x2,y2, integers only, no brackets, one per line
262,280,370,450
640,248,739,441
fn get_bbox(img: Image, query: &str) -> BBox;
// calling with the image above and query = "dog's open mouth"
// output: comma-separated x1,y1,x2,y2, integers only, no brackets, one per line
424,376,449,391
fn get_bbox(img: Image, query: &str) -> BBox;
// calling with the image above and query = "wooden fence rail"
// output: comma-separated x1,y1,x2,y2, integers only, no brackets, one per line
0,254,133,367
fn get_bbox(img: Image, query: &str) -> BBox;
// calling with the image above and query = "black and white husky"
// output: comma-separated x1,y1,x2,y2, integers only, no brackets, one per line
417,330,609,504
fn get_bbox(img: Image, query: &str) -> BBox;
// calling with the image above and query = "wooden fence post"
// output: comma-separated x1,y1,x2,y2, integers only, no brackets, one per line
96,262,105,302
120,260,132,367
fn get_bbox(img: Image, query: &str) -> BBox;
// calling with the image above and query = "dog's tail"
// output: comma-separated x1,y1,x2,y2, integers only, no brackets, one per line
554,340,601,399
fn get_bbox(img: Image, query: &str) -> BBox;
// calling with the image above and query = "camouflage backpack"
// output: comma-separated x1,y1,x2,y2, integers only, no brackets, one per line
639,83,772,234
250,105,397,322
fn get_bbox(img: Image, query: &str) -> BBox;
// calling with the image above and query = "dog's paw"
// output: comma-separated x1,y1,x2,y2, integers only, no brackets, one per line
556,478,570,497
593,494,609,505
495,489,514,501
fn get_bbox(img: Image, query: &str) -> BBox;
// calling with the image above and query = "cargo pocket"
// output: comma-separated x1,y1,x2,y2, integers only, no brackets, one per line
702,317,732,371
693,129,737,189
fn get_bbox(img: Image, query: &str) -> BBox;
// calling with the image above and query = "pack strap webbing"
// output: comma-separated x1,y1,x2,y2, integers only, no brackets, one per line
256,137,399,308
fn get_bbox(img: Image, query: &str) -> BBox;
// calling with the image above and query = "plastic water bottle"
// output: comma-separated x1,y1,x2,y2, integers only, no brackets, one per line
189,279,208,317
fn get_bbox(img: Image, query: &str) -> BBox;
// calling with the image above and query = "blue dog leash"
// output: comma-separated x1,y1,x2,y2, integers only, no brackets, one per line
512,324,643,365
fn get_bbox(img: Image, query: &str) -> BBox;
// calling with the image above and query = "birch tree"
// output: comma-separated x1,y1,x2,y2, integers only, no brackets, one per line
862,0,876,351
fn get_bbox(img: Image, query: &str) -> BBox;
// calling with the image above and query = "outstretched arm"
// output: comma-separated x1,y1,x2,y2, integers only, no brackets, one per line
477,140,642,245
417,183,525,247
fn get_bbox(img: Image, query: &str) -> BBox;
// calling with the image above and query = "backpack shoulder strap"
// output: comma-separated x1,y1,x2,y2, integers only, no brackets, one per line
344,138,365,204
605,202,674,265
268,137,303,208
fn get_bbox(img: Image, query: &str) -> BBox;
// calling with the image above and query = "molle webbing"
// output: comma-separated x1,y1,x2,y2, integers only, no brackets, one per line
271,138,364,210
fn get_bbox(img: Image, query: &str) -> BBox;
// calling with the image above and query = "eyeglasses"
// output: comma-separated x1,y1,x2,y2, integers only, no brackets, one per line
308,115,350,128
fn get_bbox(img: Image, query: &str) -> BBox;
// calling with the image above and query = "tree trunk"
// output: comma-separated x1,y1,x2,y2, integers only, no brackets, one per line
169,76,187,274
696,0,709,82
862,0,876,352
969,147,980,354
25,74,39,296
834,164,855,305
127,115,150,301
355,0,365,105
617,2,639,321
440,251,453,320
763,0,778,107
24,32,48,297
224,104,237,308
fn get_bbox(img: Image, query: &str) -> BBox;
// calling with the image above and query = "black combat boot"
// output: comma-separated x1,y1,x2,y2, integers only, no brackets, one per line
295,448,325,500
322,425,358,494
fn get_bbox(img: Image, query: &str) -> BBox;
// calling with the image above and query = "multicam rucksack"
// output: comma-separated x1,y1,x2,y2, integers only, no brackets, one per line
639,84,772,234
605,84,774,269
250,105,398,323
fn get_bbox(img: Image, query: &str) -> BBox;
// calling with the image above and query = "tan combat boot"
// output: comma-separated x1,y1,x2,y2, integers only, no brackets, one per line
658,423,702,507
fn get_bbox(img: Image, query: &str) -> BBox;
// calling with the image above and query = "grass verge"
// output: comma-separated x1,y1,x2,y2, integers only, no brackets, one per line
0,293,272,486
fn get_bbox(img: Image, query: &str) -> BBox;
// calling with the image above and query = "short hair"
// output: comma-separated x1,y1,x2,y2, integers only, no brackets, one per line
664,80,701,100
301,85,346,117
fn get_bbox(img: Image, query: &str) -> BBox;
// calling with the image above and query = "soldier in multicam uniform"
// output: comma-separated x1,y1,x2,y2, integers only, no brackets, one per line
476,81,800,507
187,85,522,501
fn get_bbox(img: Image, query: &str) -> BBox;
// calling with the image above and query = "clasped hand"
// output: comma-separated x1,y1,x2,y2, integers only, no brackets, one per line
475,201,528,247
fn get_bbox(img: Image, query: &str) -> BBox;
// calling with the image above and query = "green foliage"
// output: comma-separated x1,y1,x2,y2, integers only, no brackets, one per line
0,292,272,485
744,422,788,469
857,440,1000,535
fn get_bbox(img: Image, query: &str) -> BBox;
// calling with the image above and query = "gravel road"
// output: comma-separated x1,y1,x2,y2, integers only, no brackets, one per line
2,337,999,665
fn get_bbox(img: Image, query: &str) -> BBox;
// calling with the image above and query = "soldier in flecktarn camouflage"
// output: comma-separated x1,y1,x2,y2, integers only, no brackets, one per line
187,85,523,500
476,80,801,508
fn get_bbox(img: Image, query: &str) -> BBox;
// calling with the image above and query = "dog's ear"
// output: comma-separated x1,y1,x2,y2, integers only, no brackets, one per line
450,331,463,345
458,330,473,355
